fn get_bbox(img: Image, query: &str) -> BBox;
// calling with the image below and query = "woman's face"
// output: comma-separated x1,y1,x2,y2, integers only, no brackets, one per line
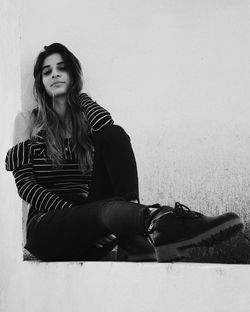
41,53,71,98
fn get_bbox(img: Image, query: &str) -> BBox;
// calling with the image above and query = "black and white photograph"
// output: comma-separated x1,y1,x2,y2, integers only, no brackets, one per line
1,0,250,311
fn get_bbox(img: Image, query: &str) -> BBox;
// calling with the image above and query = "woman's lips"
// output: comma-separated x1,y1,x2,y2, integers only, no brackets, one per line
51,81,64,87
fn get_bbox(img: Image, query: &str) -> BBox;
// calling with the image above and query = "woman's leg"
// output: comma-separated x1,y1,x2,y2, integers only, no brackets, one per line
26,197,244,262
87,125,155,260
87,125,139,202
25,198,149,261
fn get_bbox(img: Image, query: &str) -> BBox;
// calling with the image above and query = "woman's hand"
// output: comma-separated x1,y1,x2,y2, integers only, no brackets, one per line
94,234,117,248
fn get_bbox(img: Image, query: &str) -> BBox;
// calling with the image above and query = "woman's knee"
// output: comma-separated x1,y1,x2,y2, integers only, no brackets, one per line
92,125,130,145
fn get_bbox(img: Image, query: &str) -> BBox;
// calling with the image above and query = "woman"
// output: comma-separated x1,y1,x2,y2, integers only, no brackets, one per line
5,43,244,262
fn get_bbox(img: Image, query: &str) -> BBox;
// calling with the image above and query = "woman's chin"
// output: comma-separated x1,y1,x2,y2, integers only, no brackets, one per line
49,90,67,98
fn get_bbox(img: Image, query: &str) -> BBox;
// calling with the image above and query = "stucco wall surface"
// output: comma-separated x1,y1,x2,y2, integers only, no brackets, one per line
1,0,250,311
20,0,250,215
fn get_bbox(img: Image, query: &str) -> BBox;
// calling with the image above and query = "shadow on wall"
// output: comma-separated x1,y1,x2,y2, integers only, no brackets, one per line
185,228,250,264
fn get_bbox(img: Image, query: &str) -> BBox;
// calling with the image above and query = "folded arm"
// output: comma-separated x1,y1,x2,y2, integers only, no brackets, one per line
5,140,73,212
78,93,114,132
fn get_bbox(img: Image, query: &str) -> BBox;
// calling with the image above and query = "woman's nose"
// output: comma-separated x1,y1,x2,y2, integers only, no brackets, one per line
52,69,60,78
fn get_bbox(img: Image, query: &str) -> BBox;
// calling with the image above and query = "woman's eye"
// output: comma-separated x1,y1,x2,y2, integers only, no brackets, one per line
59,66,67,71
42,65,67,76
42,70,51,76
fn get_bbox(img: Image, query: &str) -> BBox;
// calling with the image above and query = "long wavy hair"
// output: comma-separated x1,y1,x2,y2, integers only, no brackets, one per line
31,43,93,173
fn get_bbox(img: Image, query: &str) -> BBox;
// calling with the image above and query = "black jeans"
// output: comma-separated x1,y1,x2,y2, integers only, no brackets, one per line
88,124,139,202
25,125,150,261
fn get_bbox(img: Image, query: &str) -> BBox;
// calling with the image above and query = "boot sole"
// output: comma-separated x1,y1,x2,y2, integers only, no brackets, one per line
127,252,156,262
155,217,243,262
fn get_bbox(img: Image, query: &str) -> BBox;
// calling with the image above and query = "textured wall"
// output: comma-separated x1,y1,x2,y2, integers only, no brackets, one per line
20,0,250,223
1,0,250,311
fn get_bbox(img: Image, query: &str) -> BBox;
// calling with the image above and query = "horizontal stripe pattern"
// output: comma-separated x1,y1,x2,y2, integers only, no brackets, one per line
5,140,32,171
13,165,73,212
6,93,113,214
78,93,114,132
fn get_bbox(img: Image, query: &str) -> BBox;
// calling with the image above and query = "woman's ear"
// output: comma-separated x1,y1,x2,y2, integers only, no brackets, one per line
13,111,32,145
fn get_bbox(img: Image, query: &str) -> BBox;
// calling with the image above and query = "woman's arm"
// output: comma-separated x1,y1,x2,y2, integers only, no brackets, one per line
13,111,32,144
13,167,73,212
6,140,73,212
78,93,114,132
6,112,73,212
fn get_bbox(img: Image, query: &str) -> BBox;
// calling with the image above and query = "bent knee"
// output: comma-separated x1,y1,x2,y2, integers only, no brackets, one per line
92,125,130,143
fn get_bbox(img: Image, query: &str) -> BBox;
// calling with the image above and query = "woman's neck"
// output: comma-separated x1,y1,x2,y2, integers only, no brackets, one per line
53,95,67,118
52,96,72,138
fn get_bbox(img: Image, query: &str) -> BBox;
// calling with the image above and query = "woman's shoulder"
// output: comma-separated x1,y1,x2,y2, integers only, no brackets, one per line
14,108,37,125
13,108,38,145
5,138,33,172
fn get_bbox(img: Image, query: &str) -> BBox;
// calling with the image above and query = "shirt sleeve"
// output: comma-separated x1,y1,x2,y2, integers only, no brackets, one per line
78,93,114,132
5,140,73,212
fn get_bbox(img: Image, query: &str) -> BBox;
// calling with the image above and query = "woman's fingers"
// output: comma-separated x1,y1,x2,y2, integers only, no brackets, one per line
95,243,104,248
94,234,117,248
102,234,116,243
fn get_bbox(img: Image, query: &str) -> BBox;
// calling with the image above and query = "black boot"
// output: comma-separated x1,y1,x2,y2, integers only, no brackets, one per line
145,202,244,262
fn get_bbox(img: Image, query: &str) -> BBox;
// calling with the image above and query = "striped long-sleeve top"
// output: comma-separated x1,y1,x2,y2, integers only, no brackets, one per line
5,93,114,223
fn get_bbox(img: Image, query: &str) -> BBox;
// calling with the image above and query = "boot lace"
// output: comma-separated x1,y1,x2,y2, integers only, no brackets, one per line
173,202,202,218
145,202,202,245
